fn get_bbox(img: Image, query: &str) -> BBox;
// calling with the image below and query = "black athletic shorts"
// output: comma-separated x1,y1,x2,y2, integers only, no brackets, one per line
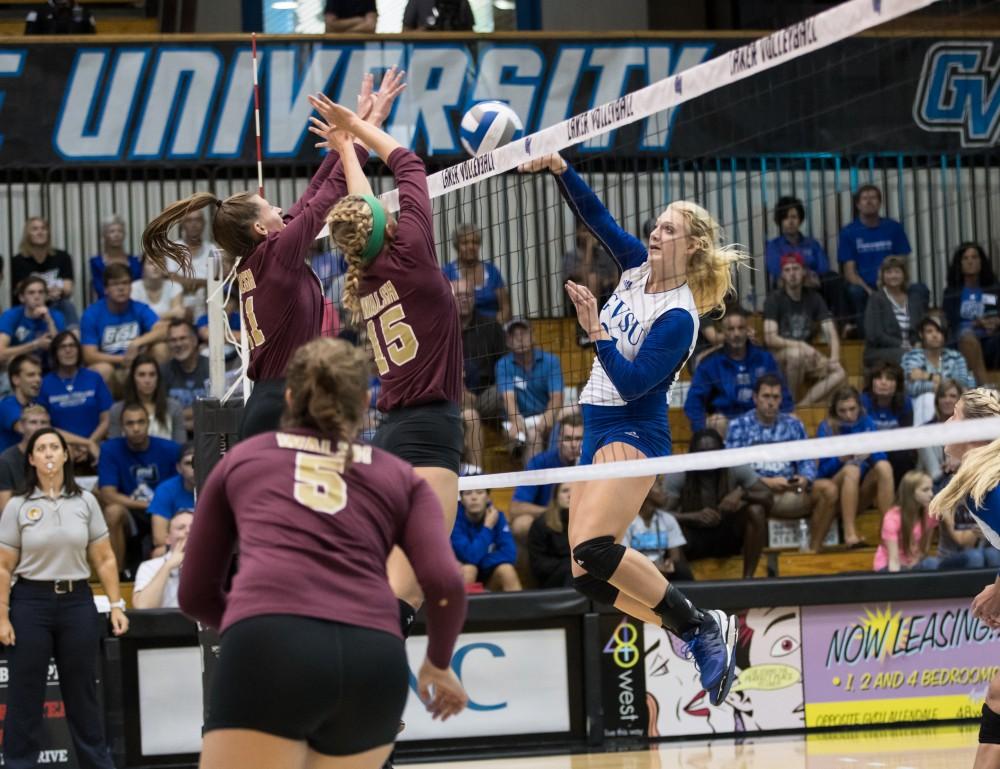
239,379,285,441
204,615,409,755
372,401,463,474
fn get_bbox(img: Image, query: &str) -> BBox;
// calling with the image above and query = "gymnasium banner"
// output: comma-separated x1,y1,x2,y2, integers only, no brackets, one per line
0,35,994,167
599,615,648,738
614,598,998,740
801,598,998,727
0,656,78,768
641,606,805,738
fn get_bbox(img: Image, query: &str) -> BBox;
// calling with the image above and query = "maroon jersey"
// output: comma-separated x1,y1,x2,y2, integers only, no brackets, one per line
241,146,366,381
179,428,467,667
359,148,463,412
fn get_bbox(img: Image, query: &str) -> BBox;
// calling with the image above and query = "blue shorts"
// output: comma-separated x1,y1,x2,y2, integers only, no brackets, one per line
580,403,671,465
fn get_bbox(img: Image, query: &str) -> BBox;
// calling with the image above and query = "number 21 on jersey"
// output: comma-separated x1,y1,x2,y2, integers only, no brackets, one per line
367,303,419,376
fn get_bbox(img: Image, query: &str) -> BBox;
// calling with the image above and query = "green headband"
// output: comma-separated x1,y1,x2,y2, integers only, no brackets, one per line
359,194,387,264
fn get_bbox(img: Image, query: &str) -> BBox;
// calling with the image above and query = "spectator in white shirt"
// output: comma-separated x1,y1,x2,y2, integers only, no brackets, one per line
131,511,191,609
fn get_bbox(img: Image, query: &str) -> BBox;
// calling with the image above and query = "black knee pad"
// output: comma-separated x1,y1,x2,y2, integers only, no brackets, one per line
981,704,1000,744
572,536,626,581
573,573,620,606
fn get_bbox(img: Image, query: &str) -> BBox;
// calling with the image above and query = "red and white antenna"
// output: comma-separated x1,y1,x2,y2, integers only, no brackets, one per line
251,32,264,197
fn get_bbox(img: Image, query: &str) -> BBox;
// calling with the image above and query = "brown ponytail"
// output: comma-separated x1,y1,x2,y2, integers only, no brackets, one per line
326,196,374,318
282,337,370,447
142,191,260,274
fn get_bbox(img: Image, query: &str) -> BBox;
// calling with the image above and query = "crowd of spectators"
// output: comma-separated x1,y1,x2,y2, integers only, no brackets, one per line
4,179,999,594
0,213,214,583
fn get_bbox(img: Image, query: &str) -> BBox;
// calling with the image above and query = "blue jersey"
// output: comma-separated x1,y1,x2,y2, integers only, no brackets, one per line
89,255,142,299
860,391,914,431
511,448,565,508
38,369,112,438
816,415,887,478
684,344,793,431
442,260,505,319
450,508,517,571
764,234,830,283
0,306,66,351
555,165,698,418
81,299,159,355
969,485,1000,551
147,474,195,521
97,436,180,497
837,217,911,288
725,410,816,480
495,349,563,418
0,396,24,452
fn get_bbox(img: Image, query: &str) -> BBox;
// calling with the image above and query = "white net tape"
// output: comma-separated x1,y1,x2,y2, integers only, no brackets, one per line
459,418,1000,491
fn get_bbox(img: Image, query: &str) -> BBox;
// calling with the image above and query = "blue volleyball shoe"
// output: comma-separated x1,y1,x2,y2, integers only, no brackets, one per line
682,609,738,706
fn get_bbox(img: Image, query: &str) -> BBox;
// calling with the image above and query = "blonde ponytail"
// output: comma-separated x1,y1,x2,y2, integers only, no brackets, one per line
670,201,747,316
928,387,1000,520
326,195,375,319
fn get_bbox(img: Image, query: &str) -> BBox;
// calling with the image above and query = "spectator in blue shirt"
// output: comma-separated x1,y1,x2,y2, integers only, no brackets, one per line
943,242,1000,386
817,386,895,548
38,330,111,465
89,214,142,301
765,196,849,324
684,306,792,437
496,318,564,462
862,360,919,498
838,184,926,336
725,374,839,552
509,411,583,543
148,442,196,556
451,488,521,592
0,354,43,452
81,262,166,386
98,402,181,570
0,276,66,369
442,223,511,322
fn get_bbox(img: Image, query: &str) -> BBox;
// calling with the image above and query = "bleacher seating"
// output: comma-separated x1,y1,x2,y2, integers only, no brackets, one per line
0,0,156,35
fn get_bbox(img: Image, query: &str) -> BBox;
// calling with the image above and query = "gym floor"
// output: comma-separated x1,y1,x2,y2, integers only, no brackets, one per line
414,724,978,769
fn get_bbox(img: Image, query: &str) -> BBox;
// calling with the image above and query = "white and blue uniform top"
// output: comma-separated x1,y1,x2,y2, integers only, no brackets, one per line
555,165,700,417
969,484,1000,551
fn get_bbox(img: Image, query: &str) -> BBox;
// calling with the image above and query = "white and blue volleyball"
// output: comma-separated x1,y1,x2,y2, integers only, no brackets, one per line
459,100,524,157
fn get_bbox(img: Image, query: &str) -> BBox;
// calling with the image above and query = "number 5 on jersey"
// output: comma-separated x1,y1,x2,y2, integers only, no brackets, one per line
367,304,419,376
293,452,347,514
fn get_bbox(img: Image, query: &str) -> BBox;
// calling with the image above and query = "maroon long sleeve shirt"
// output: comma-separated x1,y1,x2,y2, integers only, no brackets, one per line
359,148,463,412
240,146,367,381
178,428,467,668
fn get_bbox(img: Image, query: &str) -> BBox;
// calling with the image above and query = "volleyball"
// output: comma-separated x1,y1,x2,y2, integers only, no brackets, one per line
459,100,524,157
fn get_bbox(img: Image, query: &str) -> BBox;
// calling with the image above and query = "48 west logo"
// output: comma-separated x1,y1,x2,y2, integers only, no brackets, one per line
914,41,1000,148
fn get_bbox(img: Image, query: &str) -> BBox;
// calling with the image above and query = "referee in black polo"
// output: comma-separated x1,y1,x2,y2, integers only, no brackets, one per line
0,427,127,769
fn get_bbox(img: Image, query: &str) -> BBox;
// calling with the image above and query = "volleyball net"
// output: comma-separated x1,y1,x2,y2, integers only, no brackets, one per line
204,0,1000,493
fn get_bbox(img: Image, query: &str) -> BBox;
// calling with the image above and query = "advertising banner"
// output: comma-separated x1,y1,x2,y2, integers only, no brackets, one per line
801,598,999,728
399,628,572,741
0,36,994,167
0,655,78,768
642,606,805,738
599,615,647,738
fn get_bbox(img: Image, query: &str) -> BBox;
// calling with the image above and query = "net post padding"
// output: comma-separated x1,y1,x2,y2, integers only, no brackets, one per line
193,398,244,494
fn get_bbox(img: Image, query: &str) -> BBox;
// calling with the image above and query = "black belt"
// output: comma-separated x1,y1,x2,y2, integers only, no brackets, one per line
17,578,88,594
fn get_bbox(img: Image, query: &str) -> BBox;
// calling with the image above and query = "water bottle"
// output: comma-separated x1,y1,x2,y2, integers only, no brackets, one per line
798,518,810,552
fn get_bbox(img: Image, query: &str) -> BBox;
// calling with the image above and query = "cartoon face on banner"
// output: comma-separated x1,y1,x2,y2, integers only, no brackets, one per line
643,606,805,736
